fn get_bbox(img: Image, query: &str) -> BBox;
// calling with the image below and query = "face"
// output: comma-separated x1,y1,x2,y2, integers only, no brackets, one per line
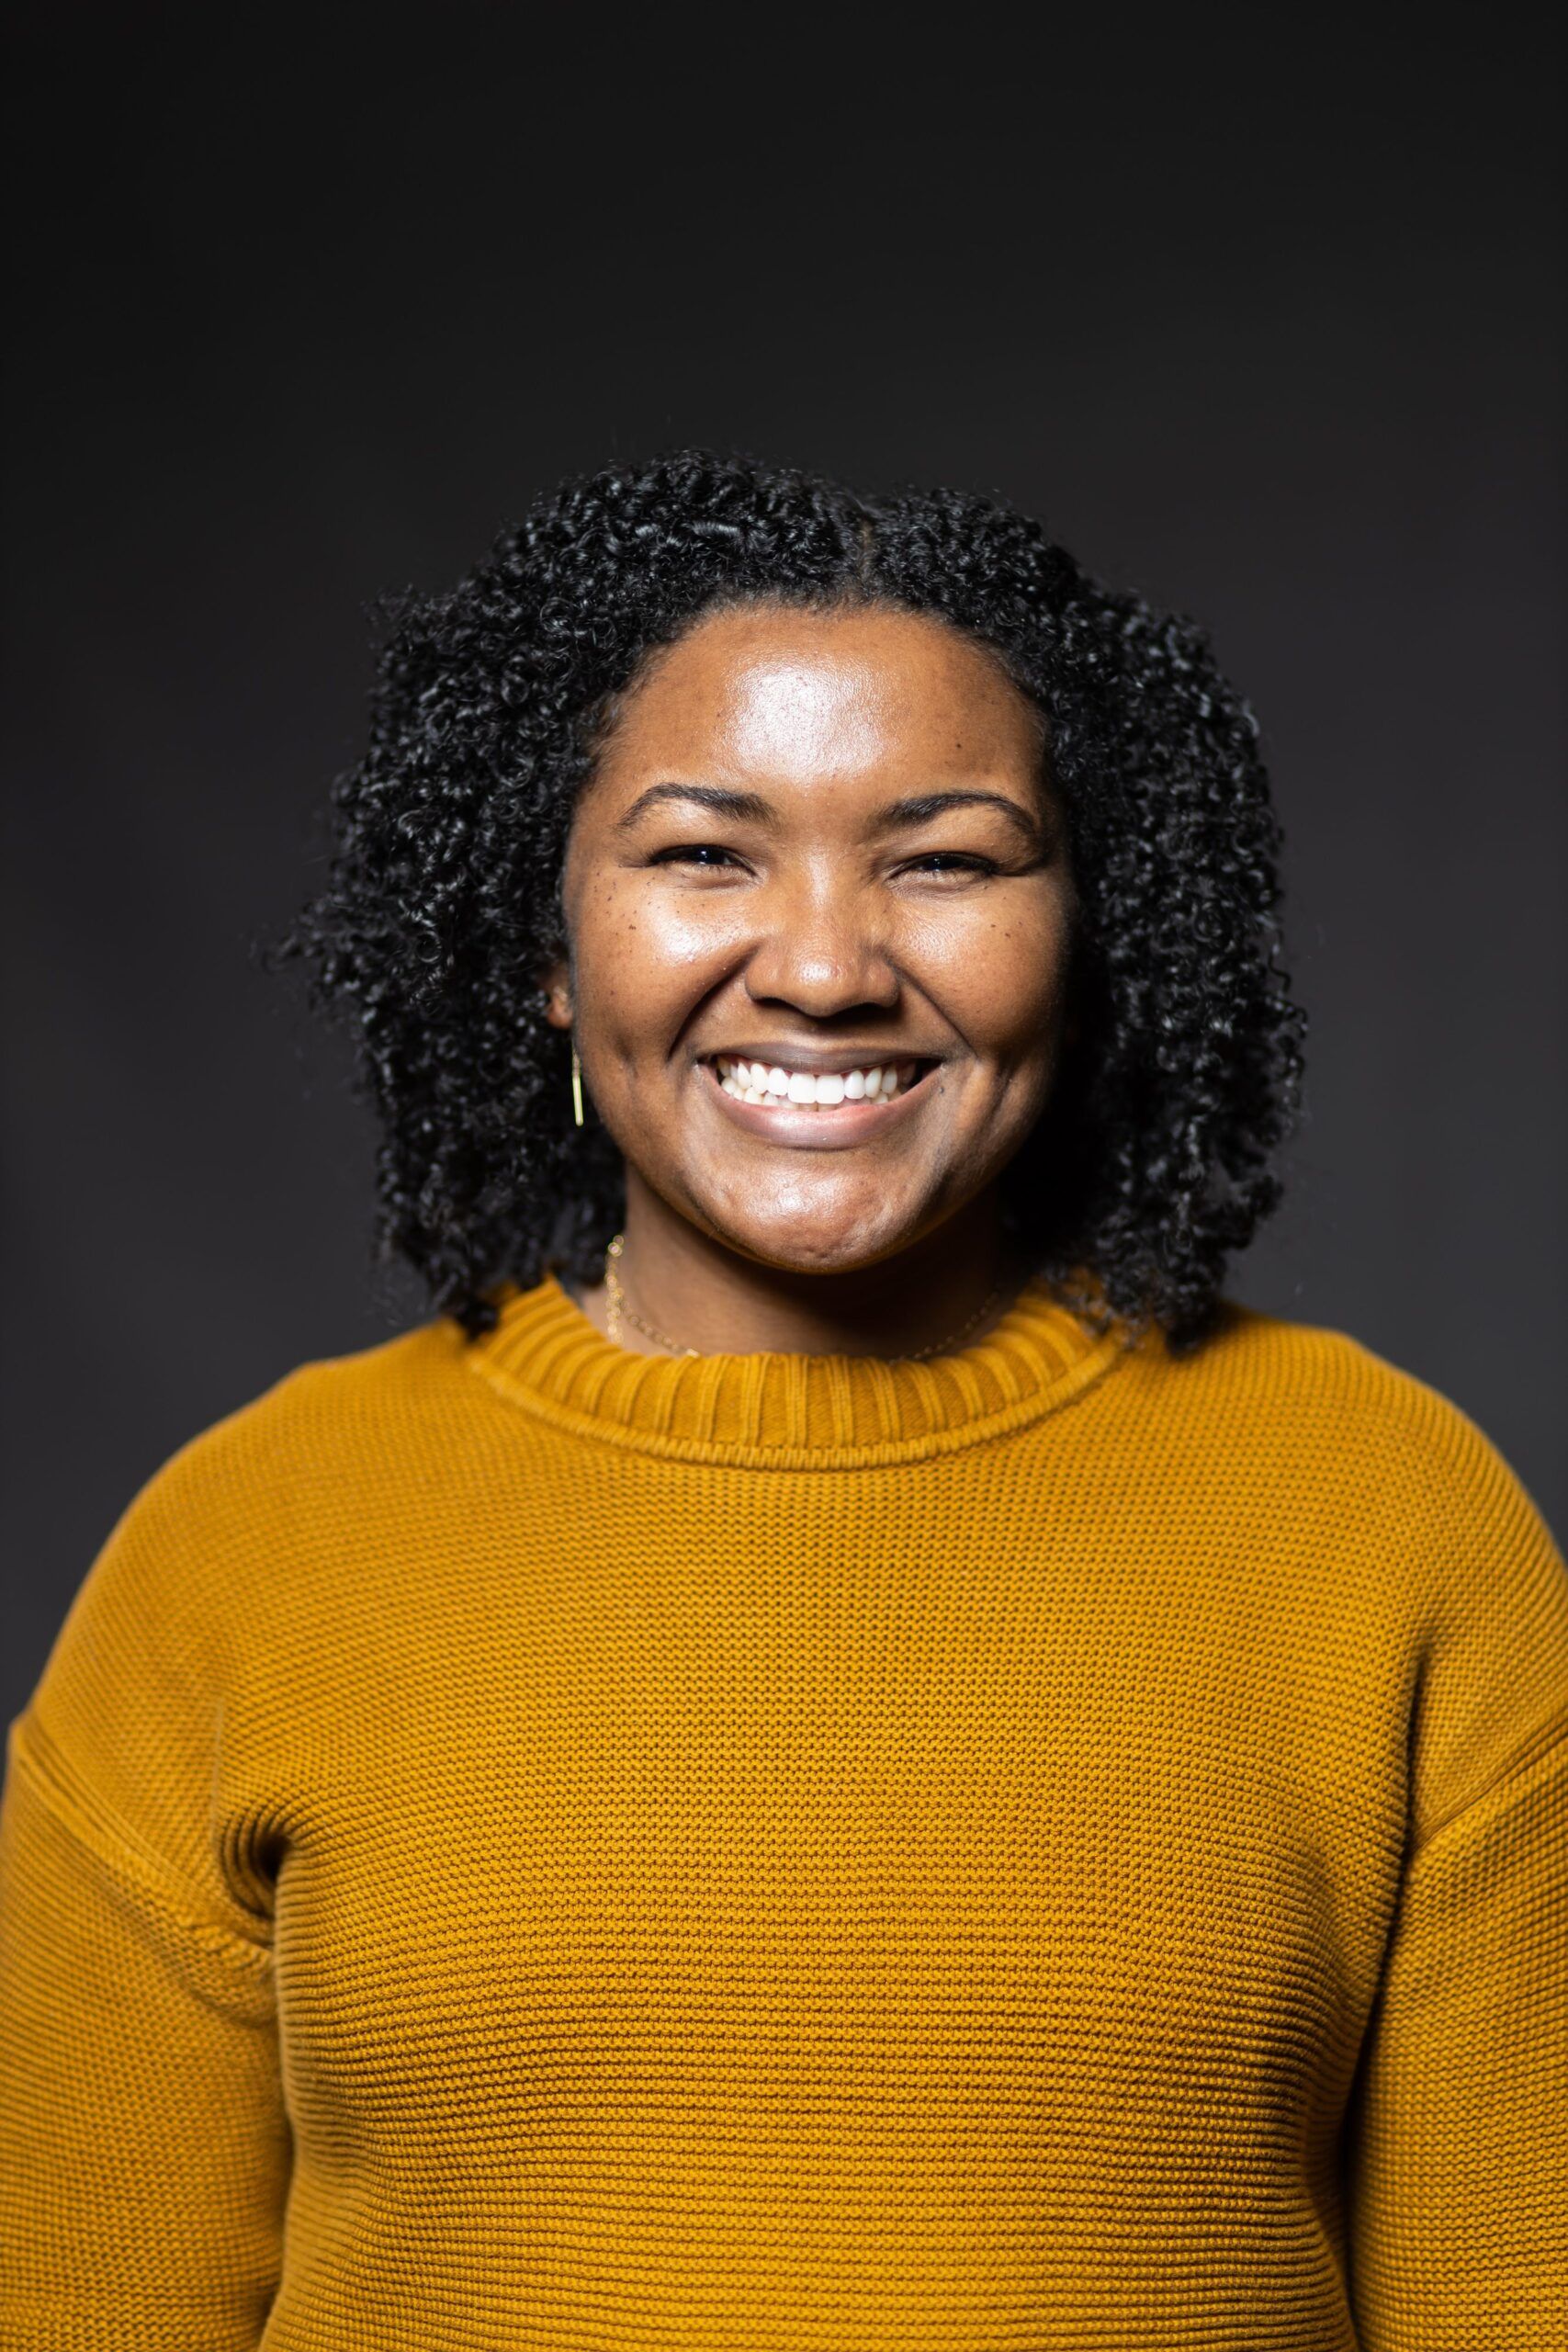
541,601,1078,1274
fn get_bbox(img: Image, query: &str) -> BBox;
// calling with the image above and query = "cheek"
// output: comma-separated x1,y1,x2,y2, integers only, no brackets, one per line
578,880,744,1035
907,895,1066,1057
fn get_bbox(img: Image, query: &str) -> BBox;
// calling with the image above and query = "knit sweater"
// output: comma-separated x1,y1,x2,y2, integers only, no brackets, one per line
2,1274,1565,2351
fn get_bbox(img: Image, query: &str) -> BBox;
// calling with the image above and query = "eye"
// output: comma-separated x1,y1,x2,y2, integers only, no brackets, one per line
649,843,745,870
902,854,1002,878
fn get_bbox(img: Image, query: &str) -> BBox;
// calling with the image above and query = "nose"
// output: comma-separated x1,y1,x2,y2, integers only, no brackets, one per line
740,870,900,1018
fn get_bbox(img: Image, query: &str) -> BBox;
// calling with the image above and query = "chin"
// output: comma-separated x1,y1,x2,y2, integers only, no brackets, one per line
744,1234,900,1277
692,1191,938,1277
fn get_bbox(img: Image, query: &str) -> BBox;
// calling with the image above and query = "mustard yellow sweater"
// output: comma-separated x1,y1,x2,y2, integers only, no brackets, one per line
3,1273,1565,2349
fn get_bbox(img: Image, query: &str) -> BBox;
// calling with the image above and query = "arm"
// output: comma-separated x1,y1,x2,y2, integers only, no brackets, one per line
1343,1719,1568,2348
0,1444,291,2346
1343,1401,1568,2348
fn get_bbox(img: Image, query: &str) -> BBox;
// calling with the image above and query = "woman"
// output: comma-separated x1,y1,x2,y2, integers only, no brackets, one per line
3,451,1562,2348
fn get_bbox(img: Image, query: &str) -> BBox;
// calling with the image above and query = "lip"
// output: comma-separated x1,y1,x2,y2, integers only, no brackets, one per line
699,1044,943,1074
697,1055,940,1149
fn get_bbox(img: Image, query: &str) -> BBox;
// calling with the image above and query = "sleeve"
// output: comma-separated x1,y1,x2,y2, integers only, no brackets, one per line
0,1446,292,2347
1342,1402,1568,2349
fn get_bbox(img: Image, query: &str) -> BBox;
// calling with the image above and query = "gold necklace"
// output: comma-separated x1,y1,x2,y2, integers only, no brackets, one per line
602,1231,1016,1362
603,1240,701,1355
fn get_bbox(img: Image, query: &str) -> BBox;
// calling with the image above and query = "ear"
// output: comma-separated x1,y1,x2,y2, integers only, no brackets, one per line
536,954,572,1029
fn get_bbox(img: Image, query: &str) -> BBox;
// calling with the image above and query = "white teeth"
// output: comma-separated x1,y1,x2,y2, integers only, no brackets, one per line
714,1057,918,1106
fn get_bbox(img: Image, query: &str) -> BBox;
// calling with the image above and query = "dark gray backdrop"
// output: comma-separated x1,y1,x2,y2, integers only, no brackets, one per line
5,20,1563,1719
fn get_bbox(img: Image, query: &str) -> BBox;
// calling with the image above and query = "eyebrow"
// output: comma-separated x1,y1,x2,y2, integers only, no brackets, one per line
614,782,1045,844
615,784,775,831
873,790,1044,846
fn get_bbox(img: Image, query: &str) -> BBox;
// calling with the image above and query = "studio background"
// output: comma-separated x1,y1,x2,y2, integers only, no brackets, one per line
5,19,1562,1721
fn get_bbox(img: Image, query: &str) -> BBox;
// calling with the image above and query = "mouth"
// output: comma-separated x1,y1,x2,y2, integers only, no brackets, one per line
708,1052,933,1106
697,1051,942,1148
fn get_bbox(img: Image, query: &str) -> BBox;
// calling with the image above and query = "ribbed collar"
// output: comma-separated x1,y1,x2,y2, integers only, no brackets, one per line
463,1270,1132,1469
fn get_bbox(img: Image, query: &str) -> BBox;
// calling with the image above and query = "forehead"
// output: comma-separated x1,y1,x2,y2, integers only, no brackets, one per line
597,602,1043,789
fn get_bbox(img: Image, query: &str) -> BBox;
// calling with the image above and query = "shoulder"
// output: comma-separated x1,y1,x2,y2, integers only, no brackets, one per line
30,1313,476,1683
1111,1295,1563,1632
1130,1301,1567,1832
1125,1295,1551,1524
131,1308,479,1505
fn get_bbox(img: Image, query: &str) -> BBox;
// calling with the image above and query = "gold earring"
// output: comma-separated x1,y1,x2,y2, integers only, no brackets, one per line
570,1037,584,1128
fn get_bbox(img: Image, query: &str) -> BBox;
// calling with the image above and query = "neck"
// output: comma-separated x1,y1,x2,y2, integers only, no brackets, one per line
570,1178,1026,1360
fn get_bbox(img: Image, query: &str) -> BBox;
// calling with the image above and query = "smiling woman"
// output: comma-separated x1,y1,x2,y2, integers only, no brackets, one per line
3,451,1563,2350
253,450,1312,1362
536,600,1084,1355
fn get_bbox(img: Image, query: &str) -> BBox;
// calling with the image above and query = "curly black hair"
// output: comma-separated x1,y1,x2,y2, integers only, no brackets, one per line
257,448,1307,1356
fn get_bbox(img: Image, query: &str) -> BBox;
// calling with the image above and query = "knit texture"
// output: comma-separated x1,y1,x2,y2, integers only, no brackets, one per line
2,1273,1564,2349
